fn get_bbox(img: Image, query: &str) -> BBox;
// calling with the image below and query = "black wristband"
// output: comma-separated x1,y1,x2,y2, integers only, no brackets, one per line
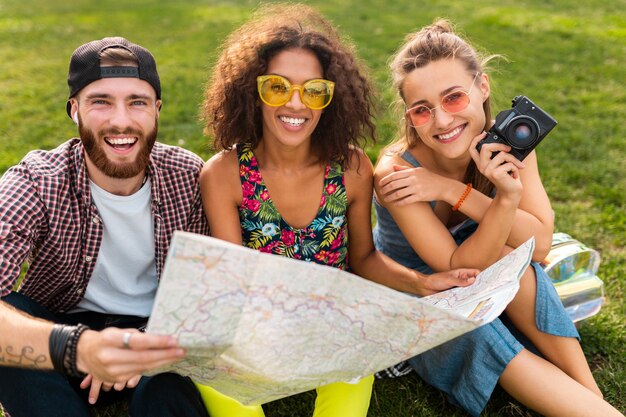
49,324,73,374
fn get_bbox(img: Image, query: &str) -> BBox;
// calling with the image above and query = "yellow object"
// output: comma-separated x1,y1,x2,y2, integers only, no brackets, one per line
195,375,374,417
312,375,374,417
195,383,265,417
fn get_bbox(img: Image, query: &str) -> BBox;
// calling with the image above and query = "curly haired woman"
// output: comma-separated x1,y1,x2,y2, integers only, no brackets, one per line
196,5,478,417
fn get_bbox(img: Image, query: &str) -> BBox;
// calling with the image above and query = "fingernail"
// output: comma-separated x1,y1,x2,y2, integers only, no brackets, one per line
89,398,95,404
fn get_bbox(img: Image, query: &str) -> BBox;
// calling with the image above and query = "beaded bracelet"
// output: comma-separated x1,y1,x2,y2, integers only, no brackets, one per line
67,324,90,378
452,183,473,211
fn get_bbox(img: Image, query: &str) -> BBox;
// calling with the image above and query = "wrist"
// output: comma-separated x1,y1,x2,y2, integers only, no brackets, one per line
411,271,429,297
75,329,96,374
494,192,521,208
446,181,468,207
452,183,472,211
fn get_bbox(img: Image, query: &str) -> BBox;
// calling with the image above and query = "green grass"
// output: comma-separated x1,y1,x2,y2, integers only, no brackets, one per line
1,0,624,416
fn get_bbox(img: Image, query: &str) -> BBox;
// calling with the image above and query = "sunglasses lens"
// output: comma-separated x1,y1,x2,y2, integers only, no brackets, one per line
407,106,432,127
259,76,291,106
302,80,333,109
442,91,470,113
407,90,471,127
258,76,334,109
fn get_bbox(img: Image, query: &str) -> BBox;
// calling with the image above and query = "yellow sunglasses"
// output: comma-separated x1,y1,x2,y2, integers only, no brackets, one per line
256,75,335,110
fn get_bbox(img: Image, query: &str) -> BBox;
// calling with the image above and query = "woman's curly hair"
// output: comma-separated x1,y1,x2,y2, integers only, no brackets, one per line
202,3,376,167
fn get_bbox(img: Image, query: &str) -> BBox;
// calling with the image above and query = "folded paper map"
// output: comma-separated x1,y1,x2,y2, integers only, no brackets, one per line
146,232,534,405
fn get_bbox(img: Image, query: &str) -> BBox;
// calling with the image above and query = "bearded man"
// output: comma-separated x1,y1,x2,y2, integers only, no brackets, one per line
0,37,209,417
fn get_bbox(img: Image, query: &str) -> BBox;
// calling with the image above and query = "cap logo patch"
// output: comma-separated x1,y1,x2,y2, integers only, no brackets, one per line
100,66,139,78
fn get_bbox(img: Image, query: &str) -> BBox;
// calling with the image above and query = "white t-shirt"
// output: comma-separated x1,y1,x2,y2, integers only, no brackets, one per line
74,179,158,316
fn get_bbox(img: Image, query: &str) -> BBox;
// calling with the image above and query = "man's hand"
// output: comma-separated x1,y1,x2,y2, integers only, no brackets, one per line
75,328,185,384
80,373,142,404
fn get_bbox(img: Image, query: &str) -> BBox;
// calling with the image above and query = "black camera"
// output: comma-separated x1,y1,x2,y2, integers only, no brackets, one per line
476,95,557,161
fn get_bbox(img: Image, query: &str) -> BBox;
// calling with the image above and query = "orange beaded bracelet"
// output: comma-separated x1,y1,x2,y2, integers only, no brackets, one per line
452,183,472,211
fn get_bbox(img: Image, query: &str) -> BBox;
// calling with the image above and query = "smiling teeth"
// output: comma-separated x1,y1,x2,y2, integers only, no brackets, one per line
437,126,463,140
107,137,137,145
279,116,306,126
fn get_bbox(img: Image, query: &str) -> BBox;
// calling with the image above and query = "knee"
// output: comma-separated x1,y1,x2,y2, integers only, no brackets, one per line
314,376,373,417
130,373,208,417
195,383,264,417
135,372,183,397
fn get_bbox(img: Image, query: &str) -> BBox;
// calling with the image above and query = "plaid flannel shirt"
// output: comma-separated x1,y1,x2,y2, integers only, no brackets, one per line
0,138,209,313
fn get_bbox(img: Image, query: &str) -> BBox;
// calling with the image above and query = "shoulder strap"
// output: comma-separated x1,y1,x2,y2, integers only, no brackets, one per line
400,150,421,167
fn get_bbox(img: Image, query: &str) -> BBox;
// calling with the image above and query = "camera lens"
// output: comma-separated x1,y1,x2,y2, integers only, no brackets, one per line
505,116,540,149
513,124,532,140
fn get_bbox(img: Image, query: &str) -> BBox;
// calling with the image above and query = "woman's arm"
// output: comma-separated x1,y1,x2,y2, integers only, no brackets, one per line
374,152,469,272
449,144,553,261
375,143,522,270
199,150,245,245
345,150,477,295
377,142,552,269
442,150,553,260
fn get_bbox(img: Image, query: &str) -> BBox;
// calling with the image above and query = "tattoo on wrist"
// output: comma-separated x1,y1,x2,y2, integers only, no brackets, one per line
0,343,47,368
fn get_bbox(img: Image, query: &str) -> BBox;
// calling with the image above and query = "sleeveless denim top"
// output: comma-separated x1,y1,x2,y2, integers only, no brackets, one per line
373,150,478,273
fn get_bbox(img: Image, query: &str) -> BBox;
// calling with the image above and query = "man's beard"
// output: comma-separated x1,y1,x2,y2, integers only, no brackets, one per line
79,120,158,179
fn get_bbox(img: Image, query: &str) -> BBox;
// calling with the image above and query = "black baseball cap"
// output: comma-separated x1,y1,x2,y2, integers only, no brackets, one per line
66,36,161,117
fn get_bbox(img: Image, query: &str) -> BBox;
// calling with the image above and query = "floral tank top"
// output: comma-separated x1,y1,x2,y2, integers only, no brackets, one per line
237,144,349,270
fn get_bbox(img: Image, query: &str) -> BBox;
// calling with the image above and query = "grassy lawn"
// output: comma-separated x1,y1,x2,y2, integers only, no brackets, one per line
1,0,624,416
